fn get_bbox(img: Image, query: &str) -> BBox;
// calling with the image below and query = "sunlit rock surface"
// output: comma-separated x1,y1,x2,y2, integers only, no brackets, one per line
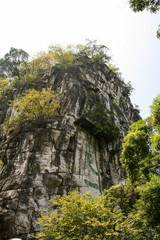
0,63,140,239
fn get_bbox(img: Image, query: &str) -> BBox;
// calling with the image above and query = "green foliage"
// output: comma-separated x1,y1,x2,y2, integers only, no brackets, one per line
129,0,160,13
19,52,55,84
4,88,60,134
122,81,134,97
0,160,3,168
0,47,29,78
157,24,160,39
49,45,75,70
120,120,158,182
37,191,134,240
150,94,160,130
135,175,160,228
104,180,138,216
86,103,120,142
108,64,134,96
104,180,160,239
77,39,111,65
49,39,111,70
0,41,111,86
119,94,160,237
0,77,11,101
108,63,120,75
37,94,160,240
108,63,124,81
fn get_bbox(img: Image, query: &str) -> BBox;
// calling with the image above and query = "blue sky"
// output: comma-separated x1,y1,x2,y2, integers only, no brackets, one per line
0,0,160,118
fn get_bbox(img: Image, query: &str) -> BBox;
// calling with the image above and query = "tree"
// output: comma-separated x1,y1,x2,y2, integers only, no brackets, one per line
48,45,75,70
150,93,160,130
129,0,160,38
0,47,29,78
135,175,160,228
37,191,134,240
49,39,111,70
76,39,111,65
129,0,160,13
116,94,160,238
4,88,60,134
120,120,152,182
121,117,160,183
19,51,55,84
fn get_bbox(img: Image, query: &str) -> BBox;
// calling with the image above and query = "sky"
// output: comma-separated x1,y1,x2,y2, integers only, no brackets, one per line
0,0,160,118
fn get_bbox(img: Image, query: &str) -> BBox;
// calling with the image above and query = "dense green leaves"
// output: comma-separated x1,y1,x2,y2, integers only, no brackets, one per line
120,120,151,182
77,39,111,65
0,47,29,78
49,45,75,70
19,52,54,84
135,175,160,228
37,191,134,240
129,0,160,13
0,77,11,101
117,94,160,238
0,160,3,168
3,88,60,134
86,103,120,142
121,117,160,182
150,94,160,130
48,39,111,70
0,40,111,86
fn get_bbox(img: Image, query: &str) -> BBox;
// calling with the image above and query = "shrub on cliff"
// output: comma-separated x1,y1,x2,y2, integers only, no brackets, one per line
0,77,11,101
19,52,55,84
36,191,134,240
0,160,3,168
0,40,111,86
4,88,60,134
49,39,111,70
86,103,120,142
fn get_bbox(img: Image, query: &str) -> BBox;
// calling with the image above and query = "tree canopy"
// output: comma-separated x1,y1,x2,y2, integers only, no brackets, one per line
0,47,29,78
129,0,160,13
37,191,134,240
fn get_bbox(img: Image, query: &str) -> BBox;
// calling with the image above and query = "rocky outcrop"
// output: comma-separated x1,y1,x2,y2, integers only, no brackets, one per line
0,62,140,239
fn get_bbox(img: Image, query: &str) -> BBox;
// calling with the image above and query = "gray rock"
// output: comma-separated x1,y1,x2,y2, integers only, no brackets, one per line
0,63,140,239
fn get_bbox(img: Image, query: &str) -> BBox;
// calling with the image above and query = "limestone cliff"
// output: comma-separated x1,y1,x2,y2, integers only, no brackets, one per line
0,62,140,239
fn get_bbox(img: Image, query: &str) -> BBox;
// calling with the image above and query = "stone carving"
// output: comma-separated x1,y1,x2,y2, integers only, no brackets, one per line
0,63,140,239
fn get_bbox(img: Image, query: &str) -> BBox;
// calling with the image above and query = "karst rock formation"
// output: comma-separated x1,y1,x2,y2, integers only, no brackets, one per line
0,61,140,239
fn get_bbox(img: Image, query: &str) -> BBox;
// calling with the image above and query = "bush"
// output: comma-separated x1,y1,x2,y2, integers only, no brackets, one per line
122,81,134,97
49,45,75,70
86,103,120,142
19,52,55,84
0,77,11,101
36,191,133,240
4,88,60,133
0,160,3,168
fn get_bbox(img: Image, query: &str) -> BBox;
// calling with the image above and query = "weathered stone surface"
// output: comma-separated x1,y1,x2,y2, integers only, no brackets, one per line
0,63,140,239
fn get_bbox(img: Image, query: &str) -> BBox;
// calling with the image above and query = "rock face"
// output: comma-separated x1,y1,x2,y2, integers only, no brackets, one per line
0,62,140,239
